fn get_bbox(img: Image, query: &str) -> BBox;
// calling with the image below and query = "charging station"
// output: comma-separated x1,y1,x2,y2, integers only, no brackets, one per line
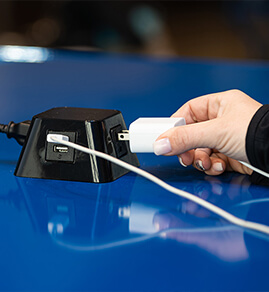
15,107,139,183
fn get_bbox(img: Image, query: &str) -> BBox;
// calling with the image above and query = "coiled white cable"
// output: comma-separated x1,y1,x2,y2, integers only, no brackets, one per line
48,135,269,235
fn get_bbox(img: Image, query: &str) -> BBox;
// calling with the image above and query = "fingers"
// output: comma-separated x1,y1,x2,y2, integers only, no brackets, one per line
153,119,221,156
178,150,194,166
178,148,212,169
192,148,212,171
171,92,223,123
203,155,226,176
193,152,253,176
153,90,261,177
191,149,225,175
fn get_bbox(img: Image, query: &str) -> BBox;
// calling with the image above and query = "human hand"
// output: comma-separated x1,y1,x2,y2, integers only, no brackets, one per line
153,90,262,176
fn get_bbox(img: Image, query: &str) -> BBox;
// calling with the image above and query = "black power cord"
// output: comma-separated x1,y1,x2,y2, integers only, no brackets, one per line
0,121,31,145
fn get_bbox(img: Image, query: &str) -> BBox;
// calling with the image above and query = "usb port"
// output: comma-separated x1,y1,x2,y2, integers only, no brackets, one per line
53,145,69,153
46,131,76,163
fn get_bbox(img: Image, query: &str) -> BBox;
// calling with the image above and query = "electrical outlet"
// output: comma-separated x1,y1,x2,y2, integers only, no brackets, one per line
110,125,128,158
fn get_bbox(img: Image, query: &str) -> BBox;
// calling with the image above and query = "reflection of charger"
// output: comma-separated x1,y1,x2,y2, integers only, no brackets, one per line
119,203,161,234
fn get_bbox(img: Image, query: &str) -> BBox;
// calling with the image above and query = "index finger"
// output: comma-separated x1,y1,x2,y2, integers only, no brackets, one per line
171,92,224,124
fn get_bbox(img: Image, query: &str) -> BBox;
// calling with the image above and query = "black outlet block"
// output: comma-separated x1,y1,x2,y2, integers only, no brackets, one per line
15,107,139,183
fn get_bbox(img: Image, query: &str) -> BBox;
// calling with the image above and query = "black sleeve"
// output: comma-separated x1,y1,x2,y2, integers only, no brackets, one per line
246,104,269,185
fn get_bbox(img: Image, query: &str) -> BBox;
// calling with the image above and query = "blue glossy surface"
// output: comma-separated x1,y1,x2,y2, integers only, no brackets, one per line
0,47,269,291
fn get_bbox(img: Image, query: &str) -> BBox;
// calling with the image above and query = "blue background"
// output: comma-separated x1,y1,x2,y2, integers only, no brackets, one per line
0,48,269,291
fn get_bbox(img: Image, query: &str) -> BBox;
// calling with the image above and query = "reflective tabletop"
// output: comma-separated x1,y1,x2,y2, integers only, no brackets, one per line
0,47,269,291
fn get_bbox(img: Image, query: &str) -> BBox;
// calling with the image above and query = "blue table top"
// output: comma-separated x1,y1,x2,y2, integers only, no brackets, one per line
0,46,269,291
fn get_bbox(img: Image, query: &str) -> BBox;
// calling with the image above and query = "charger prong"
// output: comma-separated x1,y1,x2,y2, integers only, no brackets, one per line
118,130,129,141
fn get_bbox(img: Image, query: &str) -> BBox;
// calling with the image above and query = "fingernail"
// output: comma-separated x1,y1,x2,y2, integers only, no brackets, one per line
179,157,187,167
213,162,224,172
195,160,205,171
153,138,172,156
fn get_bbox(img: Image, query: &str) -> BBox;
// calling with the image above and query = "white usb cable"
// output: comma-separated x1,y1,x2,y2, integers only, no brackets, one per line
239,160,269,179
47,133,269,236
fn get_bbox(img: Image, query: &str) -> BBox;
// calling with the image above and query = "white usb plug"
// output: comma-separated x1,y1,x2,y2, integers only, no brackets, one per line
47,134,70,143
118,117,186,153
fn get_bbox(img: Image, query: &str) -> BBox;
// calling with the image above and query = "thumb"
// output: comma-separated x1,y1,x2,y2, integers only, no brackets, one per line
153,120,221,156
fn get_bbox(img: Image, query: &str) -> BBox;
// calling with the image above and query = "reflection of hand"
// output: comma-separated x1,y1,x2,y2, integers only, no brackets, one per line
153,90,262,176
179,174,252,219
153,212,249,262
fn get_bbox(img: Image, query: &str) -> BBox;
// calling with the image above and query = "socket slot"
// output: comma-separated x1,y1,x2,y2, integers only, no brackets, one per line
110,125,128,158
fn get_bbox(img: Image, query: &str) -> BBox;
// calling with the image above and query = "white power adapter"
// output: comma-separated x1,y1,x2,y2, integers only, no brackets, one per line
118,117,186,153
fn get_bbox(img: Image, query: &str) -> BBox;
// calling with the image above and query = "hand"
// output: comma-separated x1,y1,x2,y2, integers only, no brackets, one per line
153,90,262,176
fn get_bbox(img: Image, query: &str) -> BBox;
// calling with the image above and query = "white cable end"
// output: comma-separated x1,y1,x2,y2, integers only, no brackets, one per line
47,134,70,143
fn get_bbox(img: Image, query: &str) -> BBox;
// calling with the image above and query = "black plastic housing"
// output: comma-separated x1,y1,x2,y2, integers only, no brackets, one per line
15,107,139,183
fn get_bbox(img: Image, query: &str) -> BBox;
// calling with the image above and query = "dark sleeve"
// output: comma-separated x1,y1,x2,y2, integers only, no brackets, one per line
246,104,269,185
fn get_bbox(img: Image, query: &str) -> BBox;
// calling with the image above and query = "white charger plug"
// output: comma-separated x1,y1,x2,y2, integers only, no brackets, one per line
119,117,186,153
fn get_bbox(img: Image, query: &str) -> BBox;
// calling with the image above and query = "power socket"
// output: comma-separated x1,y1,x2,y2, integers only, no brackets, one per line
110,125,128,158
15,107,139,183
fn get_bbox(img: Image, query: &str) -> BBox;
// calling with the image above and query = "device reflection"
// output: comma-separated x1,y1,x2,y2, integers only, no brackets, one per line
13,172,269,262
